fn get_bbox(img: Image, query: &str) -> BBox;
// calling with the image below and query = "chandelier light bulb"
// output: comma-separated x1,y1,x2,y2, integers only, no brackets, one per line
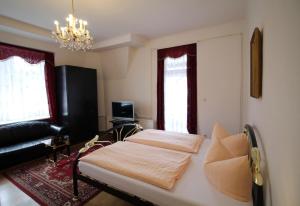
54,20,60,33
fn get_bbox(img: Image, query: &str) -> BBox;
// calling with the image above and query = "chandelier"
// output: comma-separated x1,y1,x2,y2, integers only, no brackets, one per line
52,0,93,51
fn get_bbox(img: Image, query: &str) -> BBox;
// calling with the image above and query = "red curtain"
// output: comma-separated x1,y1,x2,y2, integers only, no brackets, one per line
44,53,57,123
0,43,45,63
0,42,57,122
157,51,165,130
186,44,197,134
157,43,197,134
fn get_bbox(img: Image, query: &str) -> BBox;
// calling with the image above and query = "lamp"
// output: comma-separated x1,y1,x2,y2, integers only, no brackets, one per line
52,0,93,51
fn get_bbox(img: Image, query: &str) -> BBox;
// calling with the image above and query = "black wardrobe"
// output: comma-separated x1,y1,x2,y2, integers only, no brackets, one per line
56,65,98,144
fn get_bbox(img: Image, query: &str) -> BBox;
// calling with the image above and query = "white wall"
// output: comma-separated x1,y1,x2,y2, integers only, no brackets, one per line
0,30,106,130
243,0,300,206
100,21,244,134
99,46,152,128
197,35,242,136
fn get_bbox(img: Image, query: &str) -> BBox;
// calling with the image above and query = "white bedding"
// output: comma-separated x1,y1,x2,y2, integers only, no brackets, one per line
78,138,252,206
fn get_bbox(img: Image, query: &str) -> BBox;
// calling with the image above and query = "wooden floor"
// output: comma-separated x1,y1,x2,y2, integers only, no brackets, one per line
0,174,133,206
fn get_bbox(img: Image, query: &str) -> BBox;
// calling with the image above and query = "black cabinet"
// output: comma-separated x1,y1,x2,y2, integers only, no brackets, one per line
56,65,98,144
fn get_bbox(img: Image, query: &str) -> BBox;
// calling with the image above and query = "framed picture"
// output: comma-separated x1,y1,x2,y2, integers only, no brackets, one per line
250,27,263,98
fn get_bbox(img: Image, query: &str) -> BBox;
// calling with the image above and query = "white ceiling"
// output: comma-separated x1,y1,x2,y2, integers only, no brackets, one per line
0,0,246,42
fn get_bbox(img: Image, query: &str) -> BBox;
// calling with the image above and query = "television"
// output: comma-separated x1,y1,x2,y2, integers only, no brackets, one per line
112,101,134,121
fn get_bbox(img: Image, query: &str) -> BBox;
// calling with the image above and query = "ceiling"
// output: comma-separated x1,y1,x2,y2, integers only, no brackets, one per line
0,0,246,42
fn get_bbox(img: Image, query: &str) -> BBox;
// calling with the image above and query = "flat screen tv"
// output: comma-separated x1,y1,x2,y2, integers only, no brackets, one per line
112,101,134,121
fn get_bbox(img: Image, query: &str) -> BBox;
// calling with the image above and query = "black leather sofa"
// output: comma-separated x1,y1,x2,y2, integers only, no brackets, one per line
0,121,66,170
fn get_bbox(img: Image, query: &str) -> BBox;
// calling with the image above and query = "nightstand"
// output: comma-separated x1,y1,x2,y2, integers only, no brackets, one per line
43,136,70,162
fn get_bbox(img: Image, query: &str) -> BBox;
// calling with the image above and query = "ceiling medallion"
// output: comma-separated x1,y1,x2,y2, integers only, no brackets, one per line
52,0,93,51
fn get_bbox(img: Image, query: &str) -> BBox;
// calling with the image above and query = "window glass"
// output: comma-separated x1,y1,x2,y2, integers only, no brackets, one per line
164,54,188,133
0,56,50,124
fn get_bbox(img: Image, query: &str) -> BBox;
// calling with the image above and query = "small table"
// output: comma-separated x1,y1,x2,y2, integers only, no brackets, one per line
43,136,70,162
110,119,139,141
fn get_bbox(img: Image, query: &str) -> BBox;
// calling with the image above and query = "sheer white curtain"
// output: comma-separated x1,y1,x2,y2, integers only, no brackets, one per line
0,56,50,125
164,54,188,133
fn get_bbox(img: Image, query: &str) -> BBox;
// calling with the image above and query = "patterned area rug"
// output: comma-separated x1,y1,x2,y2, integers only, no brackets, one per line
3,152,100,206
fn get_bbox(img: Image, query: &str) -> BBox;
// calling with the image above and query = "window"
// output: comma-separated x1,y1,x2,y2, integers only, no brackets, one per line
157,43,197,134
0,56,50,124
164,55,188,133
0,43,56,124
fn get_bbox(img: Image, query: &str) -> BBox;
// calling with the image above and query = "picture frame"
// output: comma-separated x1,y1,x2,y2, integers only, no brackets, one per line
250,27,263,98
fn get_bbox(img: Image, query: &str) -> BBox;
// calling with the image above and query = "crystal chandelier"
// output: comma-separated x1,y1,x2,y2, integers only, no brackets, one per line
52,0,93,51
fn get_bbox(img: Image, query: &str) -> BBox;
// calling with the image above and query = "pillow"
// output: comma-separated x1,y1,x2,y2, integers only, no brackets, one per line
203,155,252,202
211,122,230,140
222,133,249,157
211,123,249,157
204,137,233,164
203,123,251,202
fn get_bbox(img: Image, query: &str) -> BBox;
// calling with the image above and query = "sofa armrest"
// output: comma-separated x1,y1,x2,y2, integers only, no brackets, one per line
49,124,67,136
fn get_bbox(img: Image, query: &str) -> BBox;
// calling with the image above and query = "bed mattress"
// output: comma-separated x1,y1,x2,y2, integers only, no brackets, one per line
78,139,252,206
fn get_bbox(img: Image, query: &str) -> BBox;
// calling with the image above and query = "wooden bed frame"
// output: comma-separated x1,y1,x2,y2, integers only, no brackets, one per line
72,124,264,206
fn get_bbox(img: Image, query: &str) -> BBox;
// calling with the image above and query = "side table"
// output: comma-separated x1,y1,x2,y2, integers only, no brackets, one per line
109,120,139,141
43,136,70,162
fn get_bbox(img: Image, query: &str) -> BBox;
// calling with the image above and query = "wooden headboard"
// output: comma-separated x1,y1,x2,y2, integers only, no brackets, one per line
244,124,264,206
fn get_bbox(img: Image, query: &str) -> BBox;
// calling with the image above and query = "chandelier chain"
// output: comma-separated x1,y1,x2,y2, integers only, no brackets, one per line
72,0,74,15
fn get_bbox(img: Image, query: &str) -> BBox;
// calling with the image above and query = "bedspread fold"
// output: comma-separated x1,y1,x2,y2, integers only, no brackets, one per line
79,141,191,190
125,129,204,153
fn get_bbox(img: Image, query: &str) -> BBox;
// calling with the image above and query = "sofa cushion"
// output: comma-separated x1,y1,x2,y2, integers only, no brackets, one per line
0,120,67,170
0,136,52,155
0,126,13,146
27,121,51,139
0,121,51,145
0,137,50,170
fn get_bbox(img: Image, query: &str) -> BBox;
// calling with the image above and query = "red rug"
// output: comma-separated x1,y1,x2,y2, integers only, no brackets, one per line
3,152,101,206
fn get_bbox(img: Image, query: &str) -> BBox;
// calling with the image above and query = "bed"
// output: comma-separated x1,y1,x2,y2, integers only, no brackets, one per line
72,124,264,206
